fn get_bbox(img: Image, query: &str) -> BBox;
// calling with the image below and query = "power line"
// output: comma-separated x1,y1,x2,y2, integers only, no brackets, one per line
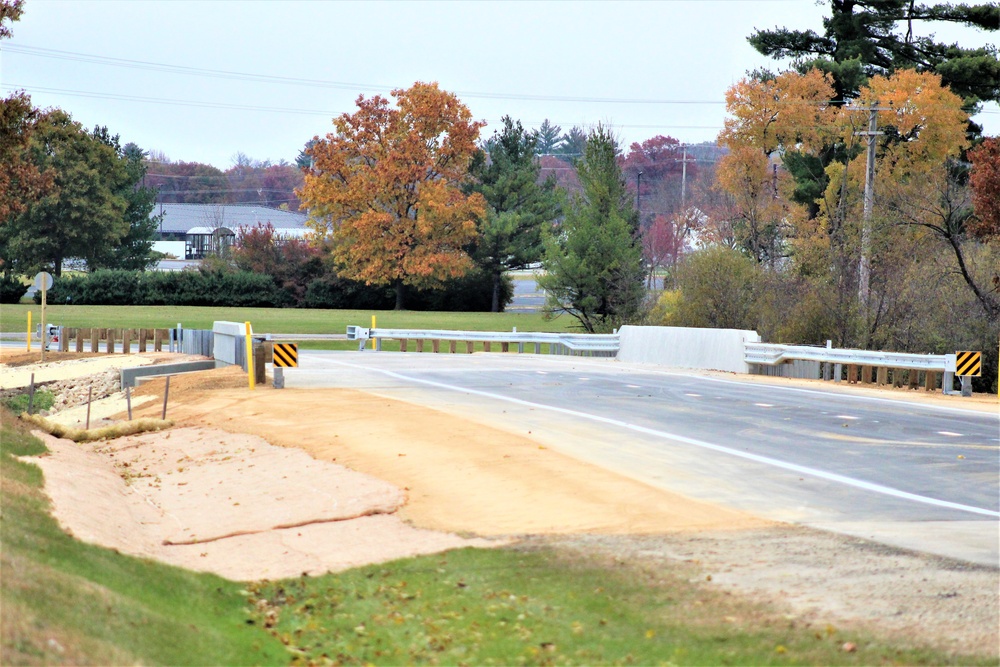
1,82,729,131
4,44,728,105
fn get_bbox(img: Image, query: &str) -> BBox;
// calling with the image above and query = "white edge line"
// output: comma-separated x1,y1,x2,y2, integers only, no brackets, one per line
319,358,1000,519
643,369,1000,419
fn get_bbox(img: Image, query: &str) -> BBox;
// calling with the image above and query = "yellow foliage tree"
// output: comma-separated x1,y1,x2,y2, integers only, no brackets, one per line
299,82,486,309
715,70,834,264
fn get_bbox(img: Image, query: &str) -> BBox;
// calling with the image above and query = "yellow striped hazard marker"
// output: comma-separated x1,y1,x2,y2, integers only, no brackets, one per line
273,343,298,368
955,351,981,377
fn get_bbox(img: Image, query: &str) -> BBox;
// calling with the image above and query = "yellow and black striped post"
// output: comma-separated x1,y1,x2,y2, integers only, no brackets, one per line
271,342,297,390
273,343,298,368
956,351,981,377
955,350,981,398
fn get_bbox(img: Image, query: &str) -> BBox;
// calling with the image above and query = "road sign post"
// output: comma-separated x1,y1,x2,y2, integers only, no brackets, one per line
955,351,981,397
33,272,52,362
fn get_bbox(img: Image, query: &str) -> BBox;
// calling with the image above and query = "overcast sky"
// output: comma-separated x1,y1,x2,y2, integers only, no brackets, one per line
2,0,997,169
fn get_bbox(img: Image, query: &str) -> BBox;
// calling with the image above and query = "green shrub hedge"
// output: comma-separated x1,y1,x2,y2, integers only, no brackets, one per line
39,270,284,308
39,268,514,311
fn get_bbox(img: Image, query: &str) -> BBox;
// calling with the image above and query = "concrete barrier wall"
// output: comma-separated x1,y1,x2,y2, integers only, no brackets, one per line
212,321,244,366
617,325,761,373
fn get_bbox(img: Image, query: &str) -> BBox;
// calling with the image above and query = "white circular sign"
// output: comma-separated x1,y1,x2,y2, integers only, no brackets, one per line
33,271,53,291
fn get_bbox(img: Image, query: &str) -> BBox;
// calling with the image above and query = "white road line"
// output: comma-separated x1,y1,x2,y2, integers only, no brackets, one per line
663,372,1000,418
684,393,701,397
937,431,963,437
836,415,859,420
318,359,1000,519
755,403,774,408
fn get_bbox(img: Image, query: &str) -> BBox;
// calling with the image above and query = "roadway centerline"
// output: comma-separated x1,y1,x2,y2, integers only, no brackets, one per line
318,358,1000,519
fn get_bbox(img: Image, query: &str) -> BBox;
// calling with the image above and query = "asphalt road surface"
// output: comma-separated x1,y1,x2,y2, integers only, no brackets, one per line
287,351,1000,566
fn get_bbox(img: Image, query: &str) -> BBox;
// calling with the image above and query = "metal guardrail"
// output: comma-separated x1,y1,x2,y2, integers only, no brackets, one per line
258,333,348,341
744,342,956,372
346,326,620,355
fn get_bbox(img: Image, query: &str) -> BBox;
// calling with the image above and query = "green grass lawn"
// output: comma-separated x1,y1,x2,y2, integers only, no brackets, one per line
4,413,985,665
0,304,573,335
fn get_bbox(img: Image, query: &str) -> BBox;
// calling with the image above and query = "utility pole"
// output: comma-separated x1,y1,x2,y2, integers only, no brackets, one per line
853,102,886,305
678,145,696,211
636,171,643,226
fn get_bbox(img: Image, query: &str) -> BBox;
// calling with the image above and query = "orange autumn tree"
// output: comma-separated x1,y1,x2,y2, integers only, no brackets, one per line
715,69,836,264
299,82,486,309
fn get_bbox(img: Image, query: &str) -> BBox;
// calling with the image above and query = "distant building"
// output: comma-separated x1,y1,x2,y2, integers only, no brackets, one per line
152,203,311,259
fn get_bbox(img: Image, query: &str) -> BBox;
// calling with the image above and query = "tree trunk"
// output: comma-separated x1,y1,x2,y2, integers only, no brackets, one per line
394,280,405,311
948,233,999,321
491,272,501,313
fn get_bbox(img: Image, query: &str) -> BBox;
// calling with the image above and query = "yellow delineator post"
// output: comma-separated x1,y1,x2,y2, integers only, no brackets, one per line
26,311,31,351
371,314,377,350
245,321,255,390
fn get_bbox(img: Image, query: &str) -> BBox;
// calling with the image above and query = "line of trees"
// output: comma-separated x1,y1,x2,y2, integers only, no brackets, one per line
144,152,305,211
0,102,162,278
653,0,999,391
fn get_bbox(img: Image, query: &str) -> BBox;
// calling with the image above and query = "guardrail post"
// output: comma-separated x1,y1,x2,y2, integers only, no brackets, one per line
942,371,955,395
138,329,147,353
847,364,856,383
466,341,474,354
254,343,266,385
432,339,440,353
449,340,457,353
483,341,491,353
106,329,115,354
123,329,132,355
861,365,872,384
400,339,408,352
416,339,424,353
501,342,509,353
153,328,162,352
924,370,937,391
908,370,919,390
834,363,842,382
76,328,85,353
876,366,888,386
961,376,972,397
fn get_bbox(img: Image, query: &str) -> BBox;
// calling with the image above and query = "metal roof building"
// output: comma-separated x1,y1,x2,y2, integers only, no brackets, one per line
152,203,311,260
153,203,310,237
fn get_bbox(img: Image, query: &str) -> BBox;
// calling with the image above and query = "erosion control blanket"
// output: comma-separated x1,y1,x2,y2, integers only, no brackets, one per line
27,427,492,580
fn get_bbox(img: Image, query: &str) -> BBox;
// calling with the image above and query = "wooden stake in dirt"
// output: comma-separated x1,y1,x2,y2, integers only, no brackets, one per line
27,373,35,414
126,385,132,421
162,376,170,420
85,386,92,430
